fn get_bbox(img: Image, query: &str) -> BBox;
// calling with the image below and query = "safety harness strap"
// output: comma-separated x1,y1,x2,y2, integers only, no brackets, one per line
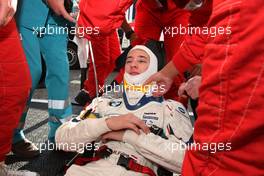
66,145,156,176
117,155,156,176
74,156,101,165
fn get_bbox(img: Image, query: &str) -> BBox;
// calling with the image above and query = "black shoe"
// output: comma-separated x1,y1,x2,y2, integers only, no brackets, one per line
12,139,39,158
74,89,93,106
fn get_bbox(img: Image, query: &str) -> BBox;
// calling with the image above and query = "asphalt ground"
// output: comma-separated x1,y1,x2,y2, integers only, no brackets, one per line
5,70,83,176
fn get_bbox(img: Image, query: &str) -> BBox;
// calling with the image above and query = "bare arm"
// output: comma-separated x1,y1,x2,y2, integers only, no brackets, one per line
0,0,17,27
46,0,75,22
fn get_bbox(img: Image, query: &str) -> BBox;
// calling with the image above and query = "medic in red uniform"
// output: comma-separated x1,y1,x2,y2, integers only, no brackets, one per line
0,19,31,163
170,0,264,175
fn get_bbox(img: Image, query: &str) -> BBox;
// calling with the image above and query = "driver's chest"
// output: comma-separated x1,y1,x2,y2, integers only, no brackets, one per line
101,100,165,128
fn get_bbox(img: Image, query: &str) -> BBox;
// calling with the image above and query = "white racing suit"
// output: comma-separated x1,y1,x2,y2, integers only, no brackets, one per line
55,92,193,176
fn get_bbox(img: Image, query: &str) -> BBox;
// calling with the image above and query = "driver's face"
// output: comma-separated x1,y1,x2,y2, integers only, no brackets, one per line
125,49,150,75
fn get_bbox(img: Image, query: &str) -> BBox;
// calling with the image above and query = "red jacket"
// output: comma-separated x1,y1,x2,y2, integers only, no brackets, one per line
78,0,133,39
174,0,264,175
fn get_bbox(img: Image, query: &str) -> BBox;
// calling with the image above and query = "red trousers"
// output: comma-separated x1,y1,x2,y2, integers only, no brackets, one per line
134,0,190,101
84,31,121,97
135,0,190,61
0,19,31,161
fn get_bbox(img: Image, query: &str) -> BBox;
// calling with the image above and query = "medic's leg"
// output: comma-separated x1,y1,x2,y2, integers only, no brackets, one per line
84,35,111,98
0,20,38,176
40,25,72,142
134,2,162,45
12,26,42,157
84,31,120,98
0,19,31,162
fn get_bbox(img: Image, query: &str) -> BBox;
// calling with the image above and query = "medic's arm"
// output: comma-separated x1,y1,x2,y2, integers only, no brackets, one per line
172,1,212,75
123,100,193,173
55,98,110,152
171,31,206,76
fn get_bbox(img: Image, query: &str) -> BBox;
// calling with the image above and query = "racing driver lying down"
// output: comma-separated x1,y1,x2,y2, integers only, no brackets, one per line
55,45,193,176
